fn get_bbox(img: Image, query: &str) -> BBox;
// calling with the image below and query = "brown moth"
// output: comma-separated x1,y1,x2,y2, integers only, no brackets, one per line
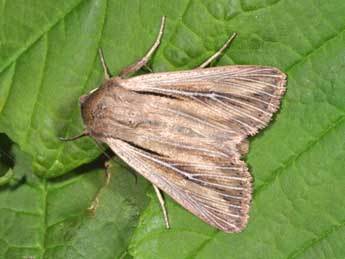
61,16,286,232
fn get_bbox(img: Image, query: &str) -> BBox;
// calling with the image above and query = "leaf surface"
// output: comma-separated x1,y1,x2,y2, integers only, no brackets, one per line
0,0,345,258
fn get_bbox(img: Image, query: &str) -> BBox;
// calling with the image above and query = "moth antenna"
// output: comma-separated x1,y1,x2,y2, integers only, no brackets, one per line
199,32,237,68
92,141,139,183
59,130,89,141
119,16,166,78
98,48,111,80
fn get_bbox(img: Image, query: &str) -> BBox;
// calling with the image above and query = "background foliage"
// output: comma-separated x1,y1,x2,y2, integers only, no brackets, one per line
1,0,345,258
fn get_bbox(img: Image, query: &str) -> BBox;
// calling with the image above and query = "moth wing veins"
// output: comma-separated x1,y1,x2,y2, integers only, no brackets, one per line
100,65,287,232
105,138,252,232
121,65,287,137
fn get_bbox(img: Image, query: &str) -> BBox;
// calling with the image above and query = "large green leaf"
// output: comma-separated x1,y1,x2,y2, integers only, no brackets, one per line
0,146,150,258
0,0,345,258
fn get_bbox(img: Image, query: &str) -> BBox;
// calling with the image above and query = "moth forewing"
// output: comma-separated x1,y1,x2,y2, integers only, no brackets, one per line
121,65,286,137
66,16,287,232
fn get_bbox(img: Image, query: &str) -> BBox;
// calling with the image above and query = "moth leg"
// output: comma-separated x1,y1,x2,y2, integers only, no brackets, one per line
198,32,237,68
88,161,112,213
104,160,113,186
119,16,166,78
99,48,111,80
153,184,170,229
143,64,153,73
88,196,99,213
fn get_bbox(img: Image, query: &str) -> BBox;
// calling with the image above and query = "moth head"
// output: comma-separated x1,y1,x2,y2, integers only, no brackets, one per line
59,83,109,142
79,94,89,105
79,83,104,105
79,80,115,127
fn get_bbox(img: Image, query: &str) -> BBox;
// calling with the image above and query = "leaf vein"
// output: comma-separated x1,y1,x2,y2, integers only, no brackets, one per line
288,219,345,258
0,0,88,74
255,114,345,195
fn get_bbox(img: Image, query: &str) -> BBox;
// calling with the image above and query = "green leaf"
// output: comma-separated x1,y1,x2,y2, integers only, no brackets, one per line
0,168,14,186
1,0,345,258
0,134,12,175
0,147,149,259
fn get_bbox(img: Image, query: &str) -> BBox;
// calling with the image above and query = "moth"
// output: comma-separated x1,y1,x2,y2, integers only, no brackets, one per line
61,16,286,232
